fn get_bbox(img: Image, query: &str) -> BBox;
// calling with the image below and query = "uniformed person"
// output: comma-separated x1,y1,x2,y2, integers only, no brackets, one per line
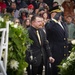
45,8,69,75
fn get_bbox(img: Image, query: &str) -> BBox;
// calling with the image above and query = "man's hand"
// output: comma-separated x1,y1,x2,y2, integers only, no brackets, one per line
49,57,55,63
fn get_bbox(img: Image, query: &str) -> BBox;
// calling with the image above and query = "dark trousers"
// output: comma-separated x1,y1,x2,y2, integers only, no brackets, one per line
51,63,60,75
45,59,52,75
27,61,43,75
45,59,60,75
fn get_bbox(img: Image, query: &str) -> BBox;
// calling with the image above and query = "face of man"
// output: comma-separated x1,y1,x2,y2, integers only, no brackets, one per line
32,17,43,29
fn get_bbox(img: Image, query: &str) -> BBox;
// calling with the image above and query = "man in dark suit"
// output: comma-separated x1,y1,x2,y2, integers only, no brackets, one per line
45,10,69,75
26,14,55,75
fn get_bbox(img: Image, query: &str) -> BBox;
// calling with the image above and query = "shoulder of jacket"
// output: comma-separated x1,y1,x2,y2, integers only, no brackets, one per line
45,20,51,25
27,26,31,31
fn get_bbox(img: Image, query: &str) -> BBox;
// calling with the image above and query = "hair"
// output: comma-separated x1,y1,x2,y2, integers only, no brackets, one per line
6,7,14,13
39,7,45,12
42,12,49,19
22,18,31,28
31,14,41,22
27,13,33,18
19,8,28,17
13,18,20,23
10,2,16,6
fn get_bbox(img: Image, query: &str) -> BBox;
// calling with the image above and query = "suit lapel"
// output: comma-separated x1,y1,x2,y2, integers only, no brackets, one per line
31,27,41,46
61,22,67,32
61,22,68,37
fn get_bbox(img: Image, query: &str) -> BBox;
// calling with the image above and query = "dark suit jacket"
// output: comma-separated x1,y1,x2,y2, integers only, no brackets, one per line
45,20,69,65
27,26,52,66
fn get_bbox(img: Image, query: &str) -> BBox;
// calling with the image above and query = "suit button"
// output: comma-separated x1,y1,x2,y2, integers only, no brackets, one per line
64,54,66,56
67,46,68,48
64,38,66,40
64,46,66,48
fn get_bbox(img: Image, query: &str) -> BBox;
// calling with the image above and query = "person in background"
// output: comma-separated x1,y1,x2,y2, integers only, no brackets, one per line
27,4,34,14
27,13,33,20
14,18,21,25
52,1,64,12
62,0,75,21
45,9,69,75
42,12,49,24
43,0,53,9
22,18,31,28
0,0,7,13
6,7,14,21
66,16,75,40
4,0,12,7
66,16,75,51
15,0,28,10
35,8,39,14
38,7,45,17
38,0,48,8
26,14,55,75
10,2,19,18
73,17,75,38
29,0,39,10
18,8,28,24
49,1,60,11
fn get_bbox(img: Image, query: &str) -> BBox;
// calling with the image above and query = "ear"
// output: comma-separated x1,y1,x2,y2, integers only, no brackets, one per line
31,20,35,24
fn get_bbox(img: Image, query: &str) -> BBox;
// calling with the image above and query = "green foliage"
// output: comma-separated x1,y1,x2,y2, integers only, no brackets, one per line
58,44,75,75
0,16,32,75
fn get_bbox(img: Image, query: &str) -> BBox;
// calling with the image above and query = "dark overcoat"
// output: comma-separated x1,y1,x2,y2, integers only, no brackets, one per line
27,26,52,66
45,20,69,75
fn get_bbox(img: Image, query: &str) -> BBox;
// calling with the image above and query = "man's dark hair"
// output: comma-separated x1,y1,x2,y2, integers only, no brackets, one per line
31,14,41,22
6,7,14,13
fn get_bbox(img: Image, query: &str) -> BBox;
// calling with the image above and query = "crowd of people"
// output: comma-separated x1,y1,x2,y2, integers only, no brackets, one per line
1,0,75,75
